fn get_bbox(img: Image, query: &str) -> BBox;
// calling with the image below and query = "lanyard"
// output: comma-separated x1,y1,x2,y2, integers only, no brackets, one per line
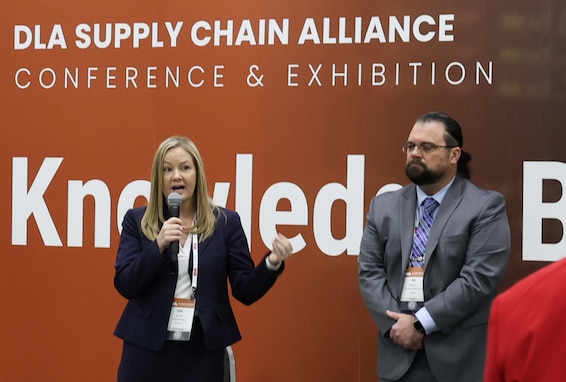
190,231,199,297
414,204,422,232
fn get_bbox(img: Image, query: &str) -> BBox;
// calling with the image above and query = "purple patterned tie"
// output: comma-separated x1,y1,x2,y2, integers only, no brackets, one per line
410,197,439,268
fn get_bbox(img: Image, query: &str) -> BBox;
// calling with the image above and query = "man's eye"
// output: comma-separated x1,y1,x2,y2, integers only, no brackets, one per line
420,143,434,152
407,143,416,150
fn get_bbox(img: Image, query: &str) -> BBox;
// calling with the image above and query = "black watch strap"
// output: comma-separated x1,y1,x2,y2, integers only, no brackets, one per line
413,316,426,334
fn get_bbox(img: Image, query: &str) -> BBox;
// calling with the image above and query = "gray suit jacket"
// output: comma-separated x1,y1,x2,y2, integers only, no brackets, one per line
358,176,510,382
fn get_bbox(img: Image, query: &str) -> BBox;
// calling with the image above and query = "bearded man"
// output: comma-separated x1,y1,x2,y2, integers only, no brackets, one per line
358,111,511,382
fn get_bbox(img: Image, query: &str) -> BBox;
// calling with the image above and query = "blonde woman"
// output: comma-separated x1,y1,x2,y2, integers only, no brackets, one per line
114,136,293,382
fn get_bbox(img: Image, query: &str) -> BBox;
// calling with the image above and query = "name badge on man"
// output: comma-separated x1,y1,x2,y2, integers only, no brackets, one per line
166,298,196,341
400,267,424,311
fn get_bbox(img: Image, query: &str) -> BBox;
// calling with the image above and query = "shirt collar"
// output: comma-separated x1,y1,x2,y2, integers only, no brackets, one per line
416,177,456,207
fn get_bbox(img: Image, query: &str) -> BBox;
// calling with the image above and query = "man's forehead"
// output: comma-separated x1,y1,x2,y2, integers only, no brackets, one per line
408,121,445,140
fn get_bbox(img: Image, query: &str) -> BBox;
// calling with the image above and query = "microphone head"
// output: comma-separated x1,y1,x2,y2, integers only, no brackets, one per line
167,192,182,207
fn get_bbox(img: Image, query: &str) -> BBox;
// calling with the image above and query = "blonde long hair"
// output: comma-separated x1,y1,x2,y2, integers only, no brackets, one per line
141,136,218,241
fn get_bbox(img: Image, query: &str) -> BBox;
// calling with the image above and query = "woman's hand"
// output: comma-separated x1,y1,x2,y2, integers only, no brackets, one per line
267,234,294,267
156,217,184,253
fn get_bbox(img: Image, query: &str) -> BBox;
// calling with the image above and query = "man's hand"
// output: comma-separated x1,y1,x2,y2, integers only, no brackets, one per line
386,310,424,350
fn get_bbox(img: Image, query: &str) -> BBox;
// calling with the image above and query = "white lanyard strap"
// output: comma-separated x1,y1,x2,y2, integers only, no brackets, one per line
191,231,199,296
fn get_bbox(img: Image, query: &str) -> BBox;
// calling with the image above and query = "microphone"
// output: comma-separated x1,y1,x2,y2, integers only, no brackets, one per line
167,192,182,257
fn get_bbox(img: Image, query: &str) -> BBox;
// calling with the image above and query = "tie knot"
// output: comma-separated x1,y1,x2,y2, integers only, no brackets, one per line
422,197,439,214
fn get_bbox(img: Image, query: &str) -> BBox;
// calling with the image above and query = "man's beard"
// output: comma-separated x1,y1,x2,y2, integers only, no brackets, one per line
405,160,443,186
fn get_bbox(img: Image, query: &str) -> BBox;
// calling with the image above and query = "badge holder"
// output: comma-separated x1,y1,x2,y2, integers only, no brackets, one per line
166,297,196,341
400,267,424,313
166,231,199,341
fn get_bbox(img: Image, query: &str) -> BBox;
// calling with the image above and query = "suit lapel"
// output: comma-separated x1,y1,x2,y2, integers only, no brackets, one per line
198,235,211,255
400,185,418,274
424,177,465,270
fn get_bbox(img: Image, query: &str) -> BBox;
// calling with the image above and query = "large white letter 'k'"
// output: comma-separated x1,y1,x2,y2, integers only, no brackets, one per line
12,157,63,246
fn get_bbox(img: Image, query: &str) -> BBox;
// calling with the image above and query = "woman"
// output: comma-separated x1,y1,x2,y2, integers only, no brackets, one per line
114,136,293,382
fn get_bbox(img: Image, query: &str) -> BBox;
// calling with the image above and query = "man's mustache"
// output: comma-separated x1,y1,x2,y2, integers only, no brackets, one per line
407,159,426,167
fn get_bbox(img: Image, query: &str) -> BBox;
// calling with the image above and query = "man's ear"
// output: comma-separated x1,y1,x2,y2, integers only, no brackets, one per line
450,147,461,165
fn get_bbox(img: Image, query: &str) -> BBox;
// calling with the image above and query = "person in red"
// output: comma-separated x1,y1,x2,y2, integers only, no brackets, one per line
484,257,566,382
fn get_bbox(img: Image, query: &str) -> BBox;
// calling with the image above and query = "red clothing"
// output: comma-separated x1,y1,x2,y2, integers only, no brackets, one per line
484,257,566,382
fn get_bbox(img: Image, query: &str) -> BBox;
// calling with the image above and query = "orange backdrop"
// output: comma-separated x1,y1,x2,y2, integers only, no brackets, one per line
1,0,565,381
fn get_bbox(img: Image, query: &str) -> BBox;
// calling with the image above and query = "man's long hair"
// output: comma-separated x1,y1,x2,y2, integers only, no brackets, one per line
416,111,472,179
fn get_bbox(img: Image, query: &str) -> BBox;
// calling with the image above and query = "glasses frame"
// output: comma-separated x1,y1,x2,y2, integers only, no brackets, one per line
401,141,458,154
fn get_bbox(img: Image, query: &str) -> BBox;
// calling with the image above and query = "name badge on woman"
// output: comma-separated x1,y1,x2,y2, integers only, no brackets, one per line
166,298,196,341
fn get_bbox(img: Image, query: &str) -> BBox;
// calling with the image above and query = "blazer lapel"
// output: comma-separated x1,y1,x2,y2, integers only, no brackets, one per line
400,184,418,274
198,235,212,255
424,177,465,270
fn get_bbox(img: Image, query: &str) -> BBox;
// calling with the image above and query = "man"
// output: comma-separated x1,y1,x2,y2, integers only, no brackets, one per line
484,257,566,382
358,111,511,382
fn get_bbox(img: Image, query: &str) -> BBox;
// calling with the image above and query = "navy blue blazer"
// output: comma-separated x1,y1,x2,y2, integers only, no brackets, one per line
114,206,283,352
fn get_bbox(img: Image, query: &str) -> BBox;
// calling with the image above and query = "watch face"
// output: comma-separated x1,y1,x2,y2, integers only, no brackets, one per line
413,318,425,333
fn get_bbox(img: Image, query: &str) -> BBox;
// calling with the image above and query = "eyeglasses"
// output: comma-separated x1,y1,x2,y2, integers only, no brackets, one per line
401,142,458,154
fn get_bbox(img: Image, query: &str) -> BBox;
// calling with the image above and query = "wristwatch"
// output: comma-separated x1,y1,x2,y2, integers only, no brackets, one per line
413,316,426,334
